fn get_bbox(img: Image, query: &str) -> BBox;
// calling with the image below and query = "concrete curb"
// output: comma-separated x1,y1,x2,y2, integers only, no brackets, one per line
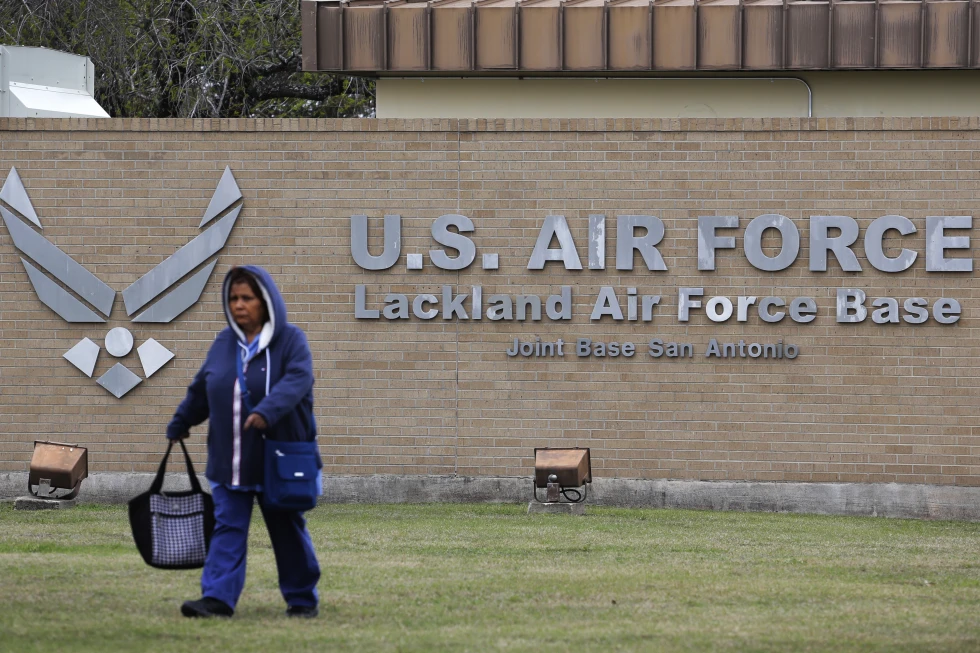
0,472,205,504
3,472,979,520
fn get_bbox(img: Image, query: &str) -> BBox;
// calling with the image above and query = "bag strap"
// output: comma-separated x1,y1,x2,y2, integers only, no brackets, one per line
149,439,203,495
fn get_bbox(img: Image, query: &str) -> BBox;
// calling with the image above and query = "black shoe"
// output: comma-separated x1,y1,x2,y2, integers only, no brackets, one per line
181,597,234,618
286,605,318,618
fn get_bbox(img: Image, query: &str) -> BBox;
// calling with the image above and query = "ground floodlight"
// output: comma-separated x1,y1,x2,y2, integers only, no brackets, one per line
28,441,88,500
533,448,592,504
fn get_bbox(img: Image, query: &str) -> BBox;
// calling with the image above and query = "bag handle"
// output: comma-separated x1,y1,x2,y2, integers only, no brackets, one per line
150,439,203,495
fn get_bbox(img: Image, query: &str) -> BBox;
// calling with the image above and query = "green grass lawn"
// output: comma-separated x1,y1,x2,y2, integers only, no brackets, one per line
1,502,979,652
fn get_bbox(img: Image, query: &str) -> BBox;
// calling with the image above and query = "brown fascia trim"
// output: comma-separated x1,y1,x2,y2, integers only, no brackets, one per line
301,0,980,74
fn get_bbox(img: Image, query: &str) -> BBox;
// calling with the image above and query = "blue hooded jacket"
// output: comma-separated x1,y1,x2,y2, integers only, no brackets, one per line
167,266,319,486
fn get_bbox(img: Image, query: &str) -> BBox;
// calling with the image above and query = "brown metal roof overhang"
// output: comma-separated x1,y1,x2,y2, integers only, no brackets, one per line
301,0,980,74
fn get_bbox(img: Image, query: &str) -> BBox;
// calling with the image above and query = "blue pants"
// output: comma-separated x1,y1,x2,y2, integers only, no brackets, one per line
202,485,320,609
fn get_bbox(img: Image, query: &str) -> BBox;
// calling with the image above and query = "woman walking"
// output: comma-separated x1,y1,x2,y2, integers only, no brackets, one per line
167,265,320,618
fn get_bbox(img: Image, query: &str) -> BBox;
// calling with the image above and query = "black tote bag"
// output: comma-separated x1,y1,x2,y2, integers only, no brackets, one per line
129,439,215,570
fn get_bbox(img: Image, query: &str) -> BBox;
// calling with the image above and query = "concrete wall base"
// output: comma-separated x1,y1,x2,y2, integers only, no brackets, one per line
527,501,586,515
14,496,78,510
2,472,978,521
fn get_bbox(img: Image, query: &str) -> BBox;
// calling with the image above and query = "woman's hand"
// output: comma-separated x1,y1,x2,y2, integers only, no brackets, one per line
243,413,267,431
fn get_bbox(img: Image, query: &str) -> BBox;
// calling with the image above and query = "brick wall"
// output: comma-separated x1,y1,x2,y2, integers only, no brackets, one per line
1,117,978,486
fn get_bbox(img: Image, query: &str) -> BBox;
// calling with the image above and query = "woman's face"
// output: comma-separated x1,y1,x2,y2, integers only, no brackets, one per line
229,281,265,335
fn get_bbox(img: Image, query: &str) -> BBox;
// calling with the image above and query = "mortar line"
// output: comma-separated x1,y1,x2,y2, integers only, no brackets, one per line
453,124,461,478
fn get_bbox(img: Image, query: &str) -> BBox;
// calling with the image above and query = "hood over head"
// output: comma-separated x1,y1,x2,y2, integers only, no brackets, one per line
222,265,288,351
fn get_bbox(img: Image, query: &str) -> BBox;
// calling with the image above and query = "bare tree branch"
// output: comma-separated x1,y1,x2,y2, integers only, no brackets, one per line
0,0,375,118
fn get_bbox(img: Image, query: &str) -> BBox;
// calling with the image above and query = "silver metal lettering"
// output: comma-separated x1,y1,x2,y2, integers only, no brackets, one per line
836,288,867,323
697,216,738,270
864,215,916,273
678,288,703,321
515,295,542,321
736,296,757,321
616,215,666,271
588,214,605,270
527,215,582,270
591,286,624,320
926,216,972,272
351,214,401,271
789,297,817,323
472,286,482,320
382,294,409,319
441,286,469,319
809,215,861,272
903,298,929,324
430,214,476,271
546,286,572,320
705,296,733,322
744,214,800,271
413,294,439,320
871,297,900,324
934,298,961,324
354,285,379,319
758,296,786,323
487,295,512,320
642,295,661,321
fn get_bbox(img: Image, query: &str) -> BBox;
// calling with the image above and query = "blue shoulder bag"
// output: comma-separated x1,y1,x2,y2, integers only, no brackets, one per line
262,439,320,512
238,347,320,512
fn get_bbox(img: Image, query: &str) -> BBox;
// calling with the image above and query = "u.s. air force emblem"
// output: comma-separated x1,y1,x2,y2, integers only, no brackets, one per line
0,167,243,398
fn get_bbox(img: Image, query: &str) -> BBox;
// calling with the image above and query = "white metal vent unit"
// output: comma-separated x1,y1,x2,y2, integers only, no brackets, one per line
0,45,109,118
